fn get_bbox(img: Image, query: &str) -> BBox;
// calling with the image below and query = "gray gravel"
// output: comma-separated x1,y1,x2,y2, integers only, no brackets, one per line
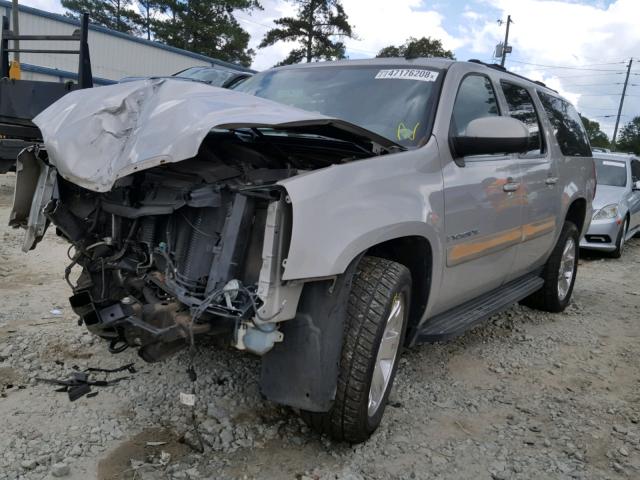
1,172,639,480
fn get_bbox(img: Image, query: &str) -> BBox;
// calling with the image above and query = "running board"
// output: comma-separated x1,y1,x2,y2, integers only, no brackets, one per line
412,273,544,345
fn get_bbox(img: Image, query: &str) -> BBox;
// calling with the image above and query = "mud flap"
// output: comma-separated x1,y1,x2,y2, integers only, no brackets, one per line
259,256,361,412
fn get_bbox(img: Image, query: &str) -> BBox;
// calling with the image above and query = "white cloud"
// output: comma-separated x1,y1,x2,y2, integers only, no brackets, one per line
471,0,640,136
341,0,463,57
19,0,64,14
245,0,463,68
236,0,297,70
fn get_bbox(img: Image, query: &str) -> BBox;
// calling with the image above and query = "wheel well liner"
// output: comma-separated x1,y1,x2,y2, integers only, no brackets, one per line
367,236,432,333
565,198,587,234
259,255,363,412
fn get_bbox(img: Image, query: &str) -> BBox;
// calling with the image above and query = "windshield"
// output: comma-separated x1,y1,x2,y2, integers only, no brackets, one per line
595,158,627,187
174,67,236,87
234,66,442,148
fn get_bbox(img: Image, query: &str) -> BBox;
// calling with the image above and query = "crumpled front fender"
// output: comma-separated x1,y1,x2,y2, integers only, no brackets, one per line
8,148,57,252
278,140,445,281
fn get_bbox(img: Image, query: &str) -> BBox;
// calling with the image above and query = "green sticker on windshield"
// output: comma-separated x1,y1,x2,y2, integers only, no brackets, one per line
397,122,420,141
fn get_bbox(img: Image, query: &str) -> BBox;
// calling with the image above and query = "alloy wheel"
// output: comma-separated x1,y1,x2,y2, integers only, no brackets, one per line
557,237,576,301
368,294,405,417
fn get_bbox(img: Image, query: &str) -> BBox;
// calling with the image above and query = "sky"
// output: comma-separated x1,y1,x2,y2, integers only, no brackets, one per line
18,0,640,138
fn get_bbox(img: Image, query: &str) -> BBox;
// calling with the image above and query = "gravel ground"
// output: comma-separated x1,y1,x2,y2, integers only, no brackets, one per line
1,172,639,480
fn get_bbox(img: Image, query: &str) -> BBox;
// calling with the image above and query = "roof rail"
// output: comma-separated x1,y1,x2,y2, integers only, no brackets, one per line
467,59,558,93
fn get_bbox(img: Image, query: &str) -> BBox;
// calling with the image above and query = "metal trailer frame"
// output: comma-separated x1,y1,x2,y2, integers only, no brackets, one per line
0,13,93,172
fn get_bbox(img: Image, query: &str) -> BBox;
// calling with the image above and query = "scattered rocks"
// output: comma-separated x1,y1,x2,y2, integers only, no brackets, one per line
50,462,70,477
1,172,639,479
20,459,37,470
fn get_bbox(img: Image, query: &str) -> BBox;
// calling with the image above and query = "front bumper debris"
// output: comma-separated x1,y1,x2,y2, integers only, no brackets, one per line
8,147,57,252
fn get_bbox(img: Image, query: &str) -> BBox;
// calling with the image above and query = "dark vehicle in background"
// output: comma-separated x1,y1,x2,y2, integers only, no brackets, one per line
580,153,640,257
173,66,253,88
120,65,254,89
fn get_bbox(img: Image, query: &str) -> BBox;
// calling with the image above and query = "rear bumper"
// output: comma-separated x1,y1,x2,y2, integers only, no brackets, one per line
579,218,620,252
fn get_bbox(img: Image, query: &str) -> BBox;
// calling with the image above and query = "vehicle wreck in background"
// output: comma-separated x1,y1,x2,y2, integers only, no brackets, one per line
9,58,595,443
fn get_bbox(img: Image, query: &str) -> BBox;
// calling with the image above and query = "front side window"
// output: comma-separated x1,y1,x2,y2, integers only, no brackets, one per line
538,92,592,157
450,74,500,136
594,158,627,187
235,66,442,148
501,81,544,155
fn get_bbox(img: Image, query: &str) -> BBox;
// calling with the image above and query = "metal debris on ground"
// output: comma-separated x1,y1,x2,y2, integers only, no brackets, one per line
36,363,136,401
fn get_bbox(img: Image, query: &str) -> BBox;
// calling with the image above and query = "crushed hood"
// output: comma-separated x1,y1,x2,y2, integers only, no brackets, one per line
34,78,400,192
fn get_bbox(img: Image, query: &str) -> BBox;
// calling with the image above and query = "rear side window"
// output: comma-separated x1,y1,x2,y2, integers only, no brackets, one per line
538,92,591,157
451,74,500,136
501,82,544,156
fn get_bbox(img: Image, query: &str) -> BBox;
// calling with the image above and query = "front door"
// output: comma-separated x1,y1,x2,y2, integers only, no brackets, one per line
434,73,524,312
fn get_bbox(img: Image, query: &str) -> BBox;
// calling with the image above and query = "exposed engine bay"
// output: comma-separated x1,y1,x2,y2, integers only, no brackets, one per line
11,125,385,362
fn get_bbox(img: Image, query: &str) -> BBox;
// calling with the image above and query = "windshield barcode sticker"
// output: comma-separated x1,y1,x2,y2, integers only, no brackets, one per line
375,69,439,82
603,161,625,168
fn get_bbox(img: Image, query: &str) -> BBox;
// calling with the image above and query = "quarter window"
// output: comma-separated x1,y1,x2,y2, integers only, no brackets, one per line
451,75,500,136
538,92,591,157
501,82,544,155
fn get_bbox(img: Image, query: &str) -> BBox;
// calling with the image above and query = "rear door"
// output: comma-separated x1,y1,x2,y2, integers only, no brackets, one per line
629,159,640,231
499,81,561,279
435,72,524,311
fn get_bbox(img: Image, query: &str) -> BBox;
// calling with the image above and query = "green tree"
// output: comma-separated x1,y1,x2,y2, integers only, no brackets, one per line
136,0,164,40
153,0,261,67
62,0,142,34
376,36,455,60
259,0,355,66
579,114,610,149
616,116,640,154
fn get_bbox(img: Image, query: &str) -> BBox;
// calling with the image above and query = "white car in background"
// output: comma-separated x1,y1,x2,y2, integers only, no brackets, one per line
580,153,640,257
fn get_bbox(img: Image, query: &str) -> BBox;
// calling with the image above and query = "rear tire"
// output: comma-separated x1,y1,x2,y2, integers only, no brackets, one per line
610,217,628,259
301,256,411,443
521,221,579,313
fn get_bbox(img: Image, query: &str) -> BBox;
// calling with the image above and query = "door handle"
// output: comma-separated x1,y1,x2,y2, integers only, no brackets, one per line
503,182,520,192
545,177,559,185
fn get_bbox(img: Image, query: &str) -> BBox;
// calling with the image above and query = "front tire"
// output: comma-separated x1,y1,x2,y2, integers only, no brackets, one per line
610,217,628,259
521,221,579,313
301,256,411,443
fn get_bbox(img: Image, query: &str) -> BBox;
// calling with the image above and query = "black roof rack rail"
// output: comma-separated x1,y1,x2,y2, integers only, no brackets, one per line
467,59,558,93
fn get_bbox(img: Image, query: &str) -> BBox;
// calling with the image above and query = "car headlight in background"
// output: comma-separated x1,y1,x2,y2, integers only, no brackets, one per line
593,204,619,220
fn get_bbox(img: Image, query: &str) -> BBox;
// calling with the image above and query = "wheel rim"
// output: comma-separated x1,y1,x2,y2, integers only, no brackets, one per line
557,236,576,301
368,294,404,417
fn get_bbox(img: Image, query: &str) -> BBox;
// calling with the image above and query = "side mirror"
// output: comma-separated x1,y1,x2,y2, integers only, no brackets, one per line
451,116,530,158
633,180,640,191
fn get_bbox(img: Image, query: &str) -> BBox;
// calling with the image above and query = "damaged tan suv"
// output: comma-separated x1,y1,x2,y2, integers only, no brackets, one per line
10,58,595,442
